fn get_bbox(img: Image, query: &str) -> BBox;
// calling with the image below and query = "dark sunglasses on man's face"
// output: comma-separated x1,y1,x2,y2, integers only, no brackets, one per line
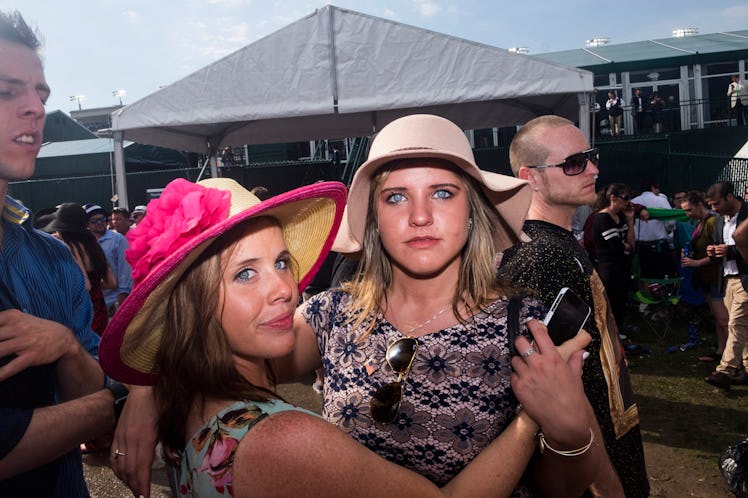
526,148,599,176
88,216,108,224
369,337,418,424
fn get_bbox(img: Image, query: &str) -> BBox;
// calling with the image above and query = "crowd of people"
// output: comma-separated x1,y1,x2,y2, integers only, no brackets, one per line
573,176,748,391
2,8,748,498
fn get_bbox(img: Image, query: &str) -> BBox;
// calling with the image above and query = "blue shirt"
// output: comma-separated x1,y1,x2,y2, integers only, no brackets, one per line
98,229,133,307
0,195,99,497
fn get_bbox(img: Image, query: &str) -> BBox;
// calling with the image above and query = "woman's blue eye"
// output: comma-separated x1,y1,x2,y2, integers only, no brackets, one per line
236,268,257,282
276,257,291,270
433,189,453,199
386,192,406,204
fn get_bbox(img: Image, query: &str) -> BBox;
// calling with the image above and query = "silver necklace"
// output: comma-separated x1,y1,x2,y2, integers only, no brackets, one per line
404,304,450,335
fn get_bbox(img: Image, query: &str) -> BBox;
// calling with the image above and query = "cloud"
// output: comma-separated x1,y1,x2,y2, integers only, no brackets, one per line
122,10,139,20
413,0,442,17
721,5,748,18
206,0,246,5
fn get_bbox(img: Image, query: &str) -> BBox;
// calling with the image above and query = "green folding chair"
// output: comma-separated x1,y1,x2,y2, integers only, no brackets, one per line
631,276,681,340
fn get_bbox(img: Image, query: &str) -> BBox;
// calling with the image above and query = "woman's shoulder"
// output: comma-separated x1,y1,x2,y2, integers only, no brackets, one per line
231,409,378,496
182,400,324,497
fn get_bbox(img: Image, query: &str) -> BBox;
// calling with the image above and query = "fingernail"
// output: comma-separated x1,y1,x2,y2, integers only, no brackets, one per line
583,351,590,360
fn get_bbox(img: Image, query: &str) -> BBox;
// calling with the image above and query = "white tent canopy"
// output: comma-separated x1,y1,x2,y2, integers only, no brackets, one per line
111,4,593,206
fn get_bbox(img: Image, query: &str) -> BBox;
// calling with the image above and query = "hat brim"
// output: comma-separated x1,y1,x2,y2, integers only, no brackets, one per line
332,148,531,253
43,220,89,235
100,181,346,385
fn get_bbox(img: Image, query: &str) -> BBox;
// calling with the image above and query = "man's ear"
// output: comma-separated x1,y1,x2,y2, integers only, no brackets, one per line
518,166,538,190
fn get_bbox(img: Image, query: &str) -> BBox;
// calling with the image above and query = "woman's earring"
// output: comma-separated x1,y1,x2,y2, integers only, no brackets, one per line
467,218,473,231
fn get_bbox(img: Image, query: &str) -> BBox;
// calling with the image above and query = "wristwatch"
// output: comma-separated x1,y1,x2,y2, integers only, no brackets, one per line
104,382,129,422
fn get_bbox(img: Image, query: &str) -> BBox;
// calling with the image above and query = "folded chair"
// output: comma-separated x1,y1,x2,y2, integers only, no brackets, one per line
631,276,681,340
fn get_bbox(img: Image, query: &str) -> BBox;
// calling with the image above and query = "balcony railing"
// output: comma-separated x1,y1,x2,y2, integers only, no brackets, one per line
594,97,745,138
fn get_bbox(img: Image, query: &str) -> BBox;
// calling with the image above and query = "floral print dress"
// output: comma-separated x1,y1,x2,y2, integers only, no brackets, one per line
303,289,543,496
177,399,318,497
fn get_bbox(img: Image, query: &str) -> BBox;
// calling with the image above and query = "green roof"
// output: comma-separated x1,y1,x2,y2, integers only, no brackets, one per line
535,30,748,72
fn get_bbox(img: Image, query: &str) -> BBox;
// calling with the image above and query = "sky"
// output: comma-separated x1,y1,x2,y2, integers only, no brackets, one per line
3,0,747,113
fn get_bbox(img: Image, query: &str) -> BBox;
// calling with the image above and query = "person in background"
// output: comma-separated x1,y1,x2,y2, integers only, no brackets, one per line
650,92,666,133
44,203,117,336
0,10,126,495
605,91,624,136
499,114,649,497
704,182,748,389
131,205,146,226
631,88,647,134
85,204,133,316
631,179,676,279
590,183,635,329
727,74,747,126
572,203,593,244
669,190,705,352
680,191,728,363
110,206,131,236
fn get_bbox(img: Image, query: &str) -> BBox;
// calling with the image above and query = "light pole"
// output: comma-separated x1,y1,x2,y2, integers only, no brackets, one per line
112,89,126,106
69,95,85,110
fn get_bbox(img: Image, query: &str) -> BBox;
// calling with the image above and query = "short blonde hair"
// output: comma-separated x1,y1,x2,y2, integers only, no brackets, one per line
509,115,574,176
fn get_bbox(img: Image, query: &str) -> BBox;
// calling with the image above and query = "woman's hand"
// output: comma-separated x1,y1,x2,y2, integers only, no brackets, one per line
510,320,592,449
110,386,158,498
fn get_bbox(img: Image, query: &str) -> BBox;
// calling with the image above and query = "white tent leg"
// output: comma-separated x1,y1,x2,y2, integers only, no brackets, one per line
113,131,128,209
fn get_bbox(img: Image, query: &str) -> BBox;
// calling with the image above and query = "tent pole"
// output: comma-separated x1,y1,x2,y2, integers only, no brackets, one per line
113,131,129,209
577,92,591,143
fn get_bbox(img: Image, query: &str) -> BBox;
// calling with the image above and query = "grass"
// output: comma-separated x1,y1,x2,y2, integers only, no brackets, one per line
622,300,748,495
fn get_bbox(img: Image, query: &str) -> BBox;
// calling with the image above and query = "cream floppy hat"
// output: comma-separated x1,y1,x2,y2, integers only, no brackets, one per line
332,114,531,253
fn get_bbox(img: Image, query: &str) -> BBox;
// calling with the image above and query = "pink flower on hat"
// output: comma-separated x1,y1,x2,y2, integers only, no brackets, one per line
126,179,231,285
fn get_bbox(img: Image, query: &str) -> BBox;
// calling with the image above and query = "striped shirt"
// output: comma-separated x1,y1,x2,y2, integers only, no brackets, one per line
0,195,98,497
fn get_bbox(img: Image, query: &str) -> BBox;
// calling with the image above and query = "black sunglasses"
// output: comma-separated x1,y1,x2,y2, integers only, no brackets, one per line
370,337,418,424
88,216,108,224
526,148,599,176
615,194,631,201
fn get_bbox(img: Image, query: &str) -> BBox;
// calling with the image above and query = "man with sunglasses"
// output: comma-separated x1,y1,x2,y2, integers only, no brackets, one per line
499,115,649,498
631,180,676,279
84,204,133,316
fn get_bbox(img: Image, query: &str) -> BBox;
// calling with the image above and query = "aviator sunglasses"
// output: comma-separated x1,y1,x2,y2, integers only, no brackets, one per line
525,148,599,176
369,337,418,424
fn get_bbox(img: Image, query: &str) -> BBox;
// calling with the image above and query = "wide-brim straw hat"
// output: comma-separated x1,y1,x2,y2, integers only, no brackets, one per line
332,114,531,254
99,177,346,385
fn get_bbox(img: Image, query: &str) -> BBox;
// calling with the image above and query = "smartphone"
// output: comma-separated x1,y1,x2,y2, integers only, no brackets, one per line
543,287,591,346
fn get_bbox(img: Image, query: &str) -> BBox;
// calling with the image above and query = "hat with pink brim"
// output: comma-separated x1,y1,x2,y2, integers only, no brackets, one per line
99,178,346,385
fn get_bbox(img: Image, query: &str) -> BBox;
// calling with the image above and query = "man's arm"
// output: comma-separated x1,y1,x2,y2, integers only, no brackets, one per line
0,310,103,400
0,389,116,479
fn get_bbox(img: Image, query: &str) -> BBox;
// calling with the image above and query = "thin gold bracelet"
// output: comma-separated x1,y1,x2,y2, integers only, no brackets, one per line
538,427,594,457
